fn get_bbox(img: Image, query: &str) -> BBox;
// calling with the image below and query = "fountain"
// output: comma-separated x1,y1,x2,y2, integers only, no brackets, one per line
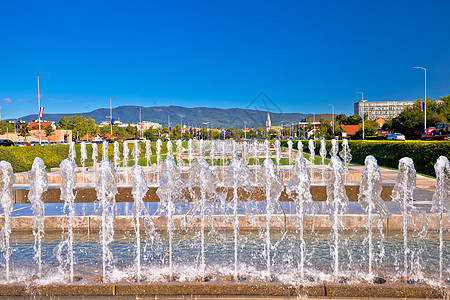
258,158,283,280
68,141,76,162
287,140,293,165
167,140,173,158
431,156,449,282
92,142,98,172
132,140,140,166
102,141,108,161
0,140,448,298
296,140,303,158
28,157,49,278
156,158,185,280
224,158,251,280
308,139,315,179
176,139,183,166
325,156,348,279
156,139,162,167
358,155,389,281
145,140,152,168
188,139,193,166
187,158,216,278
391,157,417,281
275,140,281,171
330,139,338,157
319,139,327,183
114,141,120,168
286,156,317,282
80,142,87,183
0,161,14,281
56,158,76,282
95,160,117,282
264,140,270,160
123,141,130,184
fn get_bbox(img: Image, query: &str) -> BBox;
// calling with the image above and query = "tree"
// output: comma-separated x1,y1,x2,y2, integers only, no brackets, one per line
18,124,30,142
58,115,100,141
0,121,14,135
44,125,54,142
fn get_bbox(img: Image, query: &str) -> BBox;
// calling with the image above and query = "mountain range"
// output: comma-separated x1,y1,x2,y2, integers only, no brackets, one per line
17,106,310,129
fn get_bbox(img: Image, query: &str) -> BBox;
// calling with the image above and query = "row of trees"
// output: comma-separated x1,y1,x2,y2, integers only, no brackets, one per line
383,95,450,139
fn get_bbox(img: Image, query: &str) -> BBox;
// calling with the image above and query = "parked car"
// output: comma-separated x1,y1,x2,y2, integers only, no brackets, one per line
0,139,15,146
387,133,406,141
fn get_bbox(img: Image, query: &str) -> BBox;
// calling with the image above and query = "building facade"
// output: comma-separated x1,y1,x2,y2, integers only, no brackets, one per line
354,100,414,120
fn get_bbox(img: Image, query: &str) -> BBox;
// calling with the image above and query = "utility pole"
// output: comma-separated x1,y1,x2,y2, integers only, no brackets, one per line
37,73,49,144
355,92,365,140
329,104,334,138
414,67,427,132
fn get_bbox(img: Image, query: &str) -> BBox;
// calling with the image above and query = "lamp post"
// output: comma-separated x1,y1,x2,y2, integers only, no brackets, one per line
37,73,49,145
413,67,427,132
328,104,334,138
355,92,365,140
244,121,247,139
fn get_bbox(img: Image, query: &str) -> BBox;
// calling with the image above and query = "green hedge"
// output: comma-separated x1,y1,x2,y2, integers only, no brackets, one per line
348,141,450,177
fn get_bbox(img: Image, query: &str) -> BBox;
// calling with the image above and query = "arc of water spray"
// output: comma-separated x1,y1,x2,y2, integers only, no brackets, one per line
286,157,317,282
391,157,416,281
224,158,251,280
431,156,449,282
156,158,186,281
28,157,49,279
258,158,283,281
325,156,348,279
57,158,77,282
358,156,390,281
0,161,15,281
95,160,117,282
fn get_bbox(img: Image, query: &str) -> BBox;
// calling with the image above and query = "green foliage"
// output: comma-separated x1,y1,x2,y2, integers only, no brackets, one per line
0,121,15,135
58,115,100,141
18,124,30,141
348,140,450,177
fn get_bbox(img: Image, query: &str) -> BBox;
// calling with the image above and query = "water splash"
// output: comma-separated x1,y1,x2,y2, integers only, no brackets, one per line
264,140,270,160
132,140,140,166
123,141,130,184
188,139,193,167
224,158,251,280
156,158,186,280
188,158,216,278
95,160,117,282
358,156,389,281
28,157,49,278
330,139,338,157
68,142,76,162
210,140,216,168
286,157,317,281
156,139,162,167
319,139,327,183
80,142,87,184
296,141,303,158
114,141,120,168
145,140,152,168
391,157,416,281
275,140,281,171
0,161,15,281
287,140,293,165
176,140,183,166
199,139,204,158
242,141,249,166
253,140,259,180
92,143,98,172
56,159,76,282
258,159,283,280
167,140,173,158
339,139,352,173
308,139,315,180
131,164,153,281
431,156,450,282
325,156,348,279
102,141,108,161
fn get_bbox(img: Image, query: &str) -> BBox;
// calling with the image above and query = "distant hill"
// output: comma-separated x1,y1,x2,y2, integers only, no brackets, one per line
17,106,310,129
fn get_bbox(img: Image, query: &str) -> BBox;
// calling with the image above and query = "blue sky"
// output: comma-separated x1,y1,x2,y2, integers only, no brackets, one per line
1,0,449,120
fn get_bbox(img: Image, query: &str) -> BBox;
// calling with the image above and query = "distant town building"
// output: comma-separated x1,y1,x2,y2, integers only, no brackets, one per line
354,100,415,120
340,125,361,137
302,114,334,123
266,112,271,131
99,120,162,129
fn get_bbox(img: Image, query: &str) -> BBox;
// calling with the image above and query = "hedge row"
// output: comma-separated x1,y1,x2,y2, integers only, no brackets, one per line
281,140,449,177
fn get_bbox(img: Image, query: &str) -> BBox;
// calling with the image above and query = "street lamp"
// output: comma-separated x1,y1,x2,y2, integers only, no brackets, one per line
37,73,49,145
355,92,365,140
413,67,427,132
328,104,334,138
